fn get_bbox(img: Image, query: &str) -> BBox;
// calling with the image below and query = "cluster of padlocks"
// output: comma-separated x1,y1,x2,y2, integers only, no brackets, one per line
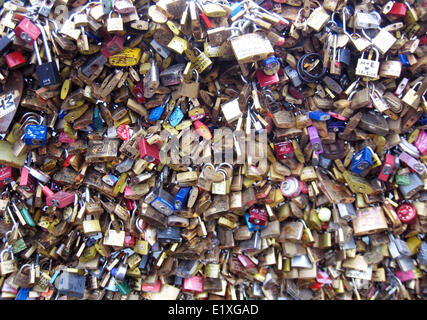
0,0,425,300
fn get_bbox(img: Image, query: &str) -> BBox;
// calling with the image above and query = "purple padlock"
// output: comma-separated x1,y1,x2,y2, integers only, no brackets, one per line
307,126,324,154
399,152,426,175
414,130,427,155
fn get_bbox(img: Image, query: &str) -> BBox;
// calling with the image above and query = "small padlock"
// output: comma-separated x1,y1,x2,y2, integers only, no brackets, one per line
355,47,380,78
402,81,423,109
107,11,124,33
177,69,200,99
34,22,60,87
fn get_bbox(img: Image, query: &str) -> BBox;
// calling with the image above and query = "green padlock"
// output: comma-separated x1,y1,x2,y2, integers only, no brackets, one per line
116,280,132,295
395,174,411,186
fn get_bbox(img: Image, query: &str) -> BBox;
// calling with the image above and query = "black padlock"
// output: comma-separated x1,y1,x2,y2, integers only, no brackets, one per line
34,22,60,87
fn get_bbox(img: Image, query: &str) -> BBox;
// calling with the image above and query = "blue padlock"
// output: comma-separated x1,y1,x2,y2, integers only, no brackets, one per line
174,187,191,211
149,105,165,122
351,146,373,174
230,2,244,17
169,107,184,127
93,106,103,132
15,288,30,300
150,188,175,216
309,111,330,121
417,113,427,126
244,213,265,232
399,54,410,67
327,118,346,132
24,124,47,146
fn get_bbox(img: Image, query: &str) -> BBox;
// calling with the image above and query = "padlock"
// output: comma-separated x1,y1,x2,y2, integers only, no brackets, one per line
378,154,395,181
107,11,124,33
5,51,26,69
355,47,380,79
307,126,324,155
143,59,160,99
34,22,60,87
149,188,175,216
248,206,268,226
0,248,17,276
177,69,200,99
101,35,124,58
351,147,374,174
402,81,423,109
354,11,382,29
103,220,126,247
139,138,160,164
15,18,41,44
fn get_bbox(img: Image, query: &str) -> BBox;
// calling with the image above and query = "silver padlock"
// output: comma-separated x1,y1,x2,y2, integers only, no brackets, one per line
354,11,381,29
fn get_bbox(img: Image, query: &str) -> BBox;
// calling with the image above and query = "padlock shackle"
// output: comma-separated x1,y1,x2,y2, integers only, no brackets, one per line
35,21,52,62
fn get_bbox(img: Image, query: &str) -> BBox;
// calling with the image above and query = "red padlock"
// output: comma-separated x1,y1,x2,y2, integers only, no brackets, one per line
14,17,41,43
256,69,279,87
100,35,124,57
396,203,417,224
182,276,204,293
249,207,268,226
5,52,26,69
46,191,75,208
19,166,36,193
123,231,135,247
0,166,15,187
274,141,294,160
388,2,407,17
139,138,160,164
378,153,395,182
133,81,145,103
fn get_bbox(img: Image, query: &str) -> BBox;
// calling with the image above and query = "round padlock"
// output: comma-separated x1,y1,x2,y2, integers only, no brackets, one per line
280,177,301,198
396,203,417,224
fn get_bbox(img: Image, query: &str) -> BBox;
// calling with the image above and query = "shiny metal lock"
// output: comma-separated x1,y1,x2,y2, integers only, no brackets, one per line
143,59,160,99
354,11,381,29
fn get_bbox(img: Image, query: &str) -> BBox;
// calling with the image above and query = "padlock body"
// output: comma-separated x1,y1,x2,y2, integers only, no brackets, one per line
24,125,47,146
46,191,75,208
36,62,61,87
139,138,160,164
5,52,26,69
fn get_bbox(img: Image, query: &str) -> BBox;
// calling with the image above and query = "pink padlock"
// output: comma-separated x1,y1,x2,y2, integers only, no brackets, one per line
141,279,162,293
59,131,76,144
414,130,427,155
238,254,256,269
394,270,415,282
182,276,204,293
